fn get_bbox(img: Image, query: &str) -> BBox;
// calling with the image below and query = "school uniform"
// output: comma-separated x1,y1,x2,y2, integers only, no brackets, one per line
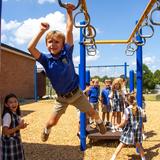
101,87,111,112
2,112,25,160
120,106,143,145
88,86,100,111
37,43,92,116
37,43,79,95
112,91,123,112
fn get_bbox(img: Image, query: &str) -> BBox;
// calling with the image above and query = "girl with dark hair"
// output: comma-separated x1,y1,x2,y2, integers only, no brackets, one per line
1,93,28,160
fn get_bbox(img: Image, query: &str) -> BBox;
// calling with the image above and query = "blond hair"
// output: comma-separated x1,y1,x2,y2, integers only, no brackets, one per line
112,81,122,91
45,30,65,44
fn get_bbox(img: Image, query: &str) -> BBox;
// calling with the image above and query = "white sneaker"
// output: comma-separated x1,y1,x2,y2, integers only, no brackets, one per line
118,128,123,132
142,134,147,140
112,128,116,133
111,125,115,130
110,155,116,160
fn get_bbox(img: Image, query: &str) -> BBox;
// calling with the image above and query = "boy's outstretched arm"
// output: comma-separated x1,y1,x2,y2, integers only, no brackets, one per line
65,3,75,46
28,22,49,59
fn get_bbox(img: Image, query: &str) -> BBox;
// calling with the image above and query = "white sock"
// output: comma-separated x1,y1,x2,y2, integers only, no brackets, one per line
111,154,116,160
95,119,103,124
141,157,146,160
44,128,51,134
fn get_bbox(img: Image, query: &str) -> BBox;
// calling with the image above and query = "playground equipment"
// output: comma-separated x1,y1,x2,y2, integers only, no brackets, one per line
78,63,129,79
84,69,125,144
57,0,160,151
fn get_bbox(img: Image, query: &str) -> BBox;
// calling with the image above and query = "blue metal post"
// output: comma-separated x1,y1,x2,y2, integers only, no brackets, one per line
34,64,38,102
79,21,86,151
86,70,90,85
124,62,127,79
136,21,143,153
129,70,134,92
136,31,143,108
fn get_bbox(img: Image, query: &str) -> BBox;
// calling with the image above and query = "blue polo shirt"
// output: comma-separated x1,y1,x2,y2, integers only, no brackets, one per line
37,43,79,94
101,87,110,105
88,86,100,103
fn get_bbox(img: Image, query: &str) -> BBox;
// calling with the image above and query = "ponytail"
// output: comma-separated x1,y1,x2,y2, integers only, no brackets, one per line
127,92,137,116
132,102,137,116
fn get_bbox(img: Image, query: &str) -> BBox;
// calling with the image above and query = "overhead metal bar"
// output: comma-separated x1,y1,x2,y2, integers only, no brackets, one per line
75,64,129,68
86,40,129,44
81,0,93,36
83,0,157,45
128,0,157,42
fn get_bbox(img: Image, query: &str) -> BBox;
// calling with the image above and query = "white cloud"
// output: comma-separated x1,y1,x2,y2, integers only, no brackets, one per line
2,11,79,46
143,56,155,65
1,19,21,31
131,61,136,66
131,56,156,66
38,0,56,4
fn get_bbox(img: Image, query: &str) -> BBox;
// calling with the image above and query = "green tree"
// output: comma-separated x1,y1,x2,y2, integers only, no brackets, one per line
91,75,101,81
143,64,155,92
154,69,160,85
101,75,108,82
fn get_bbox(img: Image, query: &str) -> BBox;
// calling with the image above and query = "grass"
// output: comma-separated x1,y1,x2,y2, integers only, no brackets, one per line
144,94,160,101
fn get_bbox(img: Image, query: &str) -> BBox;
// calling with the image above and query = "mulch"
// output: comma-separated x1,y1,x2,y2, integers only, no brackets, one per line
20,100,160,160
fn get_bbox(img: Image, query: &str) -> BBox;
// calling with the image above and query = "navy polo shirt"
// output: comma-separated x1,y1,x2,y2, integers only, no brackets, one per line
37,43,79,94
88,86,100,103
101,88,110,105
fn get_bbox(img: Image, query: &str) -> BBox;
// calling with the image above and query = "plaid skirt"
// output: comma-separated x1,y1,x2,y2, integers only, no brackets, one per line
2,136,25,160
120,127,142,145
112,102,123,112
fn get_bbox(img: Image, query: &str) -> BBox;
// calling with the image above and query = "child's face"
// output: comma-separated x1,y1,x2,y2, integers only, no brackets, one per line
115,83,120,89
105,82,110,88
94,80,99,86
6,97,18,113
46,35,64,55
90,80,94,86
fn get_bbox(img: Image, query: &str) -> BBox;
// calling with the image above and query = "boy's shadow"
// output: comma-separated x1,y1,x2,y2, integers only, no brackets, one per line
24,142,84,160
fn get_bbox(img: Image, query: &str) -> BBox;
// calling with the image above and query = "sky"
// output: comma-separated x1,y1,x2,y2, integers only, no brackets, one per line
1,0,160,77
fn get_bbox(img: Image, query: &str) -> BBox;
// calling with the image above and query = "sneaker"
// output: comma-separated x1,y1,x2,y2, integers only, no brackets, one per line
41,128,50,142
105,121,110,127
90,123,97,129
118,128,123,132
111,126,116,133
110,155,116,160
97,122,106,134
142,134,147,140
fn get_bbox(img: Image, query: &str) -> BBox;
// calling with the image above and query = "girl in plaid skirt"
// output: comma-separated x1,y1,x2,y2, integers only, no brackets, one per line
109,81,124,131
1,93,28,160
110,92,146,160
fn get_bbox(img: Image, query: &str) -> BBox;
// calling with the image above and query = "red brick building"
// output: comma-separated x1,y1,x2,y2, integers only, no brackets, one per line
0,43,46,104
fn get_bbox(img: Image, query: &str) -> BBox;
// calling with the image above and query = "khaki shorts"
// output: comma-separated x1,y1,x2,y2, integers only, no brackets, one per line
90,102,99,111
102,104,111,113
53,88,92,117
